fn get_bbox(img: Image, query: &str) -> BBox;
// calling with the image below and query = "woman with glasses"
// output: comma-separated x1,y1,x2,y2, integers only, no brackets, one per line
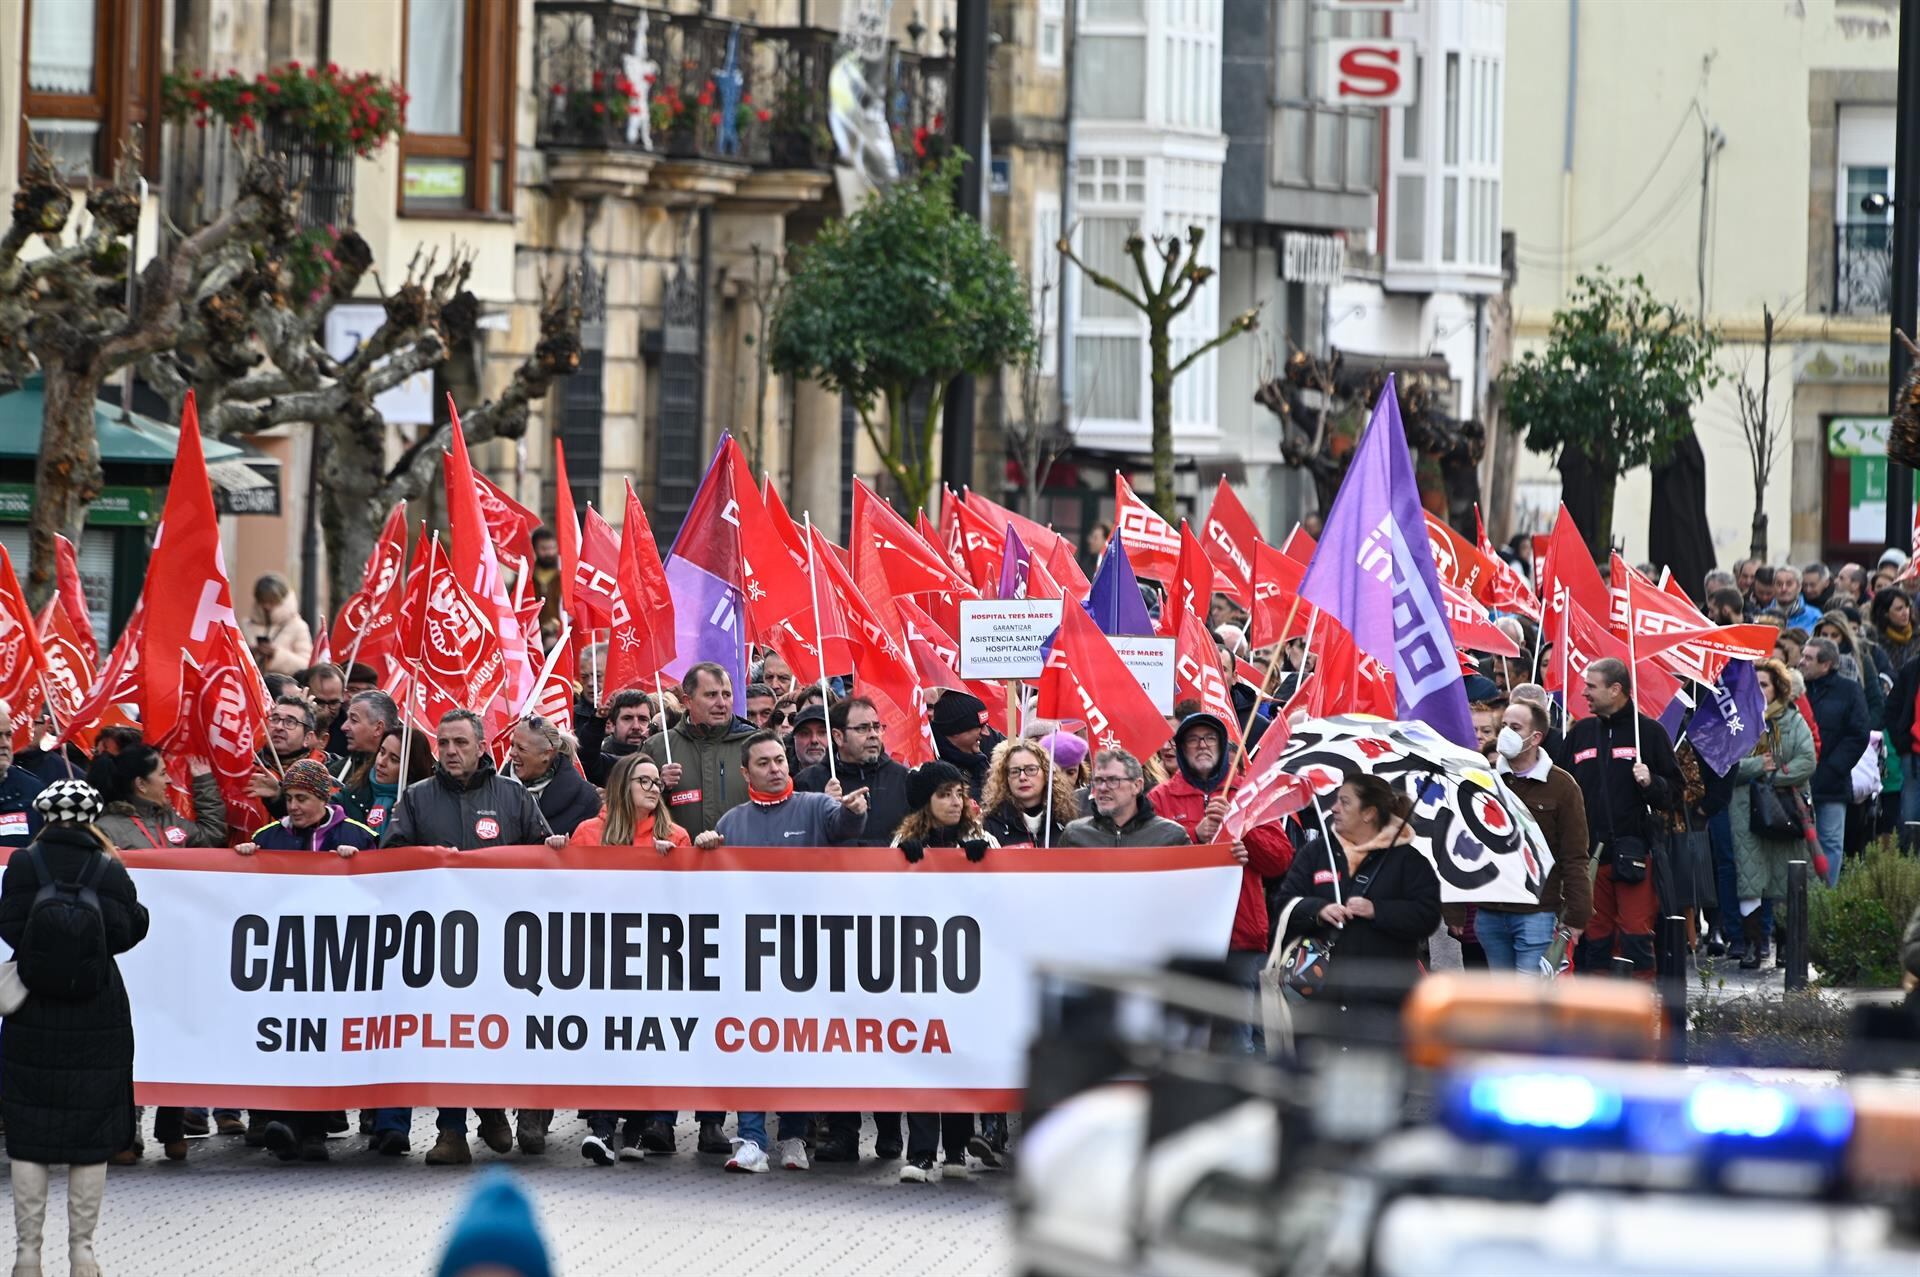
981,738,1078,848
569,753,689,1164
509,716,600,838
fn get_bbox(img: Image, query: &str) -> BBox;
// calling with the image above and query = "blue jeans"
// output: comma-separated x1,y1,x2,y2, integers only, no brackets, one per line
736,1112,812,1149
1224,949,1265,1054
1474,910,1558,974
1814,800,1847,887
1708,808,1740,935
372,1108,411,1136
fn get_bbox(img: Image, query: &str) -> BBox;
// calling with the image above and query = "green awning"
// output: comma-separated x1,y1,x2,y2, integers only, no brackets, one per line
0,373,245,463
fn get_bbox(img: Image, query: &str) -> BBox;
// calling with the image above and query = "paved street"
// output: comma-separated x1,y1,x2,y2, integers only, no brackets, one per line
6,1113,1013,1276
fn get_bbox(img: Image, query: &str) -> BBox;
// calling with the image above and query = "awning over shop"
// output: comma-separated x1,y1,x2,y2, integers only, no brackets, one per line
0,373,281,514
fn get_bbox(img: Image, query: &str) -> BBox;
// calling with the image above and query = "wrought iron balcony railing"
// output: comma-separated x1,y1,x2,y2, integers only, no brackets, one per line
163,118,355,233
1834,219,1893,317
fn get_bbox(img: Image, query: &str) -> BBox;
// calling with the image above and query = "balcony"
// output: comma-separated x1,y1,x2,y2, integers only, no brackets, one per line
1834,219,1893,316
163,119,356,234
533,1,953,188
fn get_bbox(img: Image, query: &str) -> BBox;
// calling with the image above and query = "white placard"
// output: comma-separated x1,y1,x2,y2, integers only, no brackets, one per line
1110,635,1177,713
958,599,1065,679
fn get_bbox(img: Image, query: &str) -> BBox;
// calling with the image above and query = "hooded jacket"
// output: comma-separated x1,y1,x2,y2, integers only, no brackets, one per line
640,715,759,837
794,752,911,847
1147,713,1296,952
250,805,380,852
380,756,551,850
1060,792,1192,848
248,590,314,675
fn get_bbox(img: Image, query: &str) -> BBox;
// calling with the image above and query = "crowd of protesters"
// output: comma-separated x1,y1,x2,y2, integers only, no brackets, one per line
11,525,1920,1277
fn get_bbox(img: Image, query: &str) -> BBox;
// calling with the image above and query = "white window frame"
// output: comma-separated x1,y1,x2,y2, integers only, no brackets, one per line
1032,190,1062,377
1038,0,1066,69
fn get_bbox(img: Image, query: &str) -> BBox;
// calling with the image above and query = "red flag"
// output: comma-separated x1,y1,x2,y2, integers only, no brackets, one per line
60,599,145,750
18,600,98,753
1540,505,1611,694
575,505,622,629
1561,596,1681,720
1475,505,1541,620
329,501,409,675
949,495,1008,591
1611,557,1772,682
518,619,578,736
854,479,976,601
1173,608,1241,743
1222,721,1313,838
896,596,1009,727
443,400,531,710
167,620,275,841
472,469,540,580
1114,473,1236,597
52,534,95,659
1309,618,1397,720
963,488,1090,597
605,480,677,690
1036,598,1173,764
731,462,816,635
1160,520,1221,636
141,390,236,745
1201,477,1258,604
0,543,52,731
1248,539,1313,649
554,439,581,617
1442,581,1523,657
808,523,935,765
1424,511,1499,603
398,534,507,727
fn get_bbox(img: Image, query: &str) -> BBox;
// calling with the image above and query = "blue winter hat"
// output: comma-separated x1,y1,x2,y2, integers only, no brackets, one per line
436,1170,551,1277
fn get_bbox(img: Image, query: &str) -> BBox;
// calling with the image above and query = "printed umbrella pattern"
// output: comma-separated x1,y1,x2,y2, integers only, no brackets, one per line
1273,715,1554,906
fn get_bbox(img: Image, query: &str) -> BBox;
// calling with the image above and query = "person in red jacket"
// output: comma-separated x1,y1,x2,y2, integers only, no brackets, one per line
1149,712,1294,1052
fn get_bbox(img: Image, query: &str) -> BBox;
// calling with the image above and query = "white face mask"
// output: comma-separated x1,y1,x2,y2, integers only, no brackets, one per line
1496,726,1528,760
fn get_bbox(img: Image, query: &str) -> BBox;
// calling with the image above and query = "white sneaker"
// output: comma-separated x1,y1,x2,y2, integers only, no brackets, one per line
617,1142,646,1163
899,1155,937,1183
580,1135,614,1167
726,1139,770,1173
943,1156,971,1180
779,1137,809,1170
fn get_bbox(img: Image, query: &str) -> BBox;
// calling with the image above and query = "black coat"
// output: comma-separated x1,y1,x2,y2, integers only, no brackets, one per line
1275,836,1440,1005
1805,670,1870,803
982,801,1072,849
1560,706,1683,846
380,759,552,850
0,765,45,850
794,754,911,847
528,760,602,838
0,826,149,1164
936,733,995,801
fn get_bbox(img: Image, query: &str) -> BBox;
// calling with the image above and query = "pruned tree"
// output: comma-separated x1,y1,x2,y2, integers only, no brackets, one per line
736,243,787,477
0,131,583,609
1731,304,1786,562
1005,281,1071,519
769,154,1033,512
1058,224,1259,519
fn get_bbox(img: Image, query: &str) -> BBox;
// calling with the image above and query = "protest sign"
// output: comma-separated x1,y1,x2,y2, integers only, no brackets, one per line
958,599,1065,679
1109,636,1177,713
120,845,1240,1110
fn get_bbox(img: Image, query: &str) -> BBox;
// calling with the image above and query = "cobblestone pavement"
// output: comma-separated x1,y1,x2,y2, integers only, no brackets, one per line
4,1112,1013,1276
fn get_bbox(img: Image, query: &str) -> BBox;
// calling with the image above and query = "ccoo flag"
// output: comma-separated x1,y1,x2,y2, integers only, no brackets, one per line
1686,659,1767,778
1296,377,1475,748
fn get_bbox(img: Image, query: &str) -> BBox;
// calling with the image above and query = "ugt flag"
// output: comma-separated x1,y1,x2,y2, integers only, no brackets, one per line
1687,659,1766,778
1297,376,1475,748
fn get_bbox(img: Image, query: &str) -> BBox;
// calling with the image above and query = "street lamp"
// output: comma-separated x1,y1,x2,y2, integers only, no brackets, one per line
1862,192,1893,216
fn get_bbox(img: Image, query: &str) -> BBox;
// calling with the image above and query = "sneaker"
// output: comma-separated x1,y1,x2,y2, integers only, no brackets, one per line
515,1111,548,1156
697,1119,731,1155
180,1112,211,1137
424,1130,473,1166
299,1136,330,1162
616,1139,647,1164
640,1119,676,1154
813,1134,858,1163
874,1135,903,1160
371,1130,409,1157
726,1139,770,1173
943,1155,971,1180
215,1116,247,1137
779,1137,810,1170
476,1111,514,1155
581,1135,615,1167
261,1121,300,1163
899,1155,937,1183
965,1136,1002,1170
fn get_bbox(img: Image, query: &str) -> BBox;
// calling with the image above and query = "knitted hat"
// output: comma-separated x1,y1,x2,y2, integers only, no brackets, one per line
33,779,102,825
1034,731,1089,770
906,760,969,811
435,1170,551,1277
929,691,987,737
280,759,338,803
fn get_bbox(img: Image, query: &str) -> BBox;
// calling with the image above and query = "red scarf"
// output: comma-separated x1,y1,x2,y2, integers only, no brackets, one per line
748,779,795,806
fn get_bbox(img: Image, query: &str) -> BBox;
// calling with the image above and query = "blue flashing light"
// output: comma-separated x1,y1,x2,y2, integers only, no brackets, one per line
1686,1081,1792,1139
1466,1073,1623,1132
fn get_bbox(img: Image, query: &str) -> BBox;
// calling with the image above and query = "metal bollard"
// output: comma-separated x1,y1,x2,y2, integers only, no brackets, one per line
1784,860,1809,992
1658,914,1689,1061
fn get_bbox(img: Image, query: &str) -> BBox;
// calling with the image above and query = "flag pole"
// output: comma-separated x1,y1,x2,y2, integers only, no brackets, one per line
1222,593,1302,789
1042,727,1056,849
1626,571,1644,758
654,670,674,768
803,511,837,786
34,671,75,778
395,532,437,796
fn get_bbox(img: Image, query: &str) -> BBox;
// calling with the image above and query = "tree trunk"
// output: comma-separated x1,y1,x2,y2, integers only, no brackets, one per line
1148,313,1174,520
1749,499,1768,563
318,421,391,610
27,365,106,610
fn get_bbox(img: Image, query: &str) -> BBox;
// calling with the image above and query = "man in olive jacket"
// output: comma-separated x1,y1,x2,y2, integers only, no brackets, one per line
1062,748,1194,848
640,662,758,839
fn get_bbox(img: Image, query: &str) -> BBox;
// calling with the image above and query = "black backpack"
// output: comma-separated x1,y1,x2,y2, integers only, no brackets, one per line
18,845,110,999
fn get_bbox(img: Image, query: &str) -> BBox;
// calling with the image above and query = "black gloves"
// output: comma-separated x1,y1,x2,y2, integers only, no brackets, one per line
960,838,990,863
898,839,925,864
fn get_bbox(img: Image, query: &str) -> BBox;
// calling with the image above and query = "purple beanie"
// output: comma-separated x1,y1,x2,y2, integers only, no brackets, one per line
1035,731,1090,770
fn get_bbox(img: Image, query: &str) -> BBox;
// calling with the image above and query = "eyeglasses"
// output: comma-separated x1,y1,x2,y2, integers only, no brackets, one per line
632,776,665,792
269,715,311,730
1006,765,1043,779
311,698,343,710
844,721,883,734
1090,775,1135,789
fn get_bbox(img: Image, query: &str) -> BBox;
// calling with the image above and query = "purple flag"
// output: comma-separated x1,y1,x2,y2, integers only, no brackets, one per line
997,524,1032,600
1297,376,1476,748
1687,659,1766,777
659,438,746,694
1083,532,1155,636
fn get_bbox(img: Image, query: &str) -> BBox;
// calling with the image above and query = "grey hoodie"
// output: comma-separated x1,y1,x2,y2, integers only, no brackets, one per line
713,791,866,847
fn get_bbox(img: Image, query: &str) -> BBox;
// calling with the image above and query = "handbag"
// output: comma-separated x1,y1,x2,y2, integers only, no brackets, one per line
0,960,27,1015
1609,833,1651,884
1749,779,1806,840
1259,895,1315,1059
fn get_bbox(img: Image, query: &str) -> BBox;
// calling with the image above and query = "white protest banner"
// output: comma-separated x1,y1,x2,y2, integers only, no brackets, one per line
1110,636,1177,713
958,599,1065,679
119,845,1241,1110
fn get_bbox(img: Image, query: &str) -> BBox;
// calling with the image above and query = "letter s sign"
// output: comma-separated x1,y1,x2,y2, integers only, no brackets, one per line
1321,39,1416,109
